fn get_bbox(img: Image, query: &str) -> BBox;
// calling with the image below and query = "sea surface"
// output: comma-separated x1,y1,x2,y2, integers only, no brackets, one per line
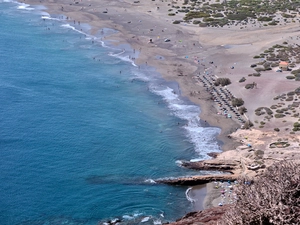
0,1,221,225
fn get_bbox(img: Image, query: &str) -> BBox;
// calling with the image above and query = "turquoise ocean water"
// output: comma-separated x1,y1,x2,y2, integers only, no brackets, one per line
0,1,221,224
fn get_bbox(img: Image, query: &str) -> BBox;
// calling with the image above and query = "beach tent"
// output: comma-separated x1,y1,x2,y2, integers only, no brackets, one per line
279,61,289,71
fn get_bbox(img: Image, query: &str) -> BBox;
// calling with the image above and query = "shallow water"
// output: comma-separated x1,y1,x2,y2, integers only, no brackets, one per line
0,1,221,224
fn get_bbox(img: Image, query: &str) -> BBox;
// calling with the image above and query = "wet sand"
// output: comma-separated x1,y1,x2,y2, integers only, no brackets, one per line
189,185,207,211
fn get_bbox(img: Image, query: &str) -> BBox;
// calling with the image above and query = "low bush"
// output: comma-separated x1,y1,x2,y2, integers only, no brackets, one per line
265,108,273,115
245,83,255,89
268,21,278,26
232,98,244,107
255,67,266,72
286,76,295,80
214,78,231,86
243,120,253,129
239,77,246,83
275,113,285,118
257,16,273,21
270,105,277,109
291,69,300,75
213,13,224,17
239,106,247,115
173,20,181,24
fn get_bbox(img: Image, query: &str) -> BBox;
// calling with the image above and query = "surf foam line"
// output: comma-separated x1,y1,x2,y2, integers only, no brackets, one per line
41,14,63,21
108,50,138,67
16,2,34,10
12,0,218,158
101,211,164,225
14,0,139,68
60,23,93,39
59,22,138,67
185,187,197,203
149,84,221,158
0,0,33,9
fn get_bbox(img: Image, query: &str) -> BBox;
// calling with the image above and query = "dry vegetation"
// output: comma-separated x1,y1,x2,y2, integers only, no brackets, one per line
221,161,300,225
169,0,300,28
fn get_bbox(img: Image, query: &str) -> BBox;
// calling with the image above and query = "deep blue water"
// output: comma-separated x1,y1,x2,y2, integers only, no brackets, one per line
0,1,221,225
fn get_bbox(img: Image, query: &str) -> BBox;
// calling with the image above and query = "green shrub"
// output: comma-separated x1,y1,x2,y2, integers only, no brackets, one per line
268,21,278,26
213,13,224,17
255,67,265,72
274,128,280,132
243,120,253,129
265,108,273,115
184,11,210,20
214,78,231,86
239,77,246,83
294,122,300,127
282,13,295,18
286,76,295,80
293,127,300,131
245,83,255,89
291,69,300,75
203,17,215,22
239,106,247,115
276,109,283,113
271,104,278,109
274,113,285,118
257,16,273,22
232,98,244,107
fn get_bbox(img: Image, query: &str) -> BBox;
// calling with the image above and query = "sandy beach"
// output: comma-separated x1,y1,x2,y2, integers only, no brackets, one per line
22,0,300,220
23,0,244,150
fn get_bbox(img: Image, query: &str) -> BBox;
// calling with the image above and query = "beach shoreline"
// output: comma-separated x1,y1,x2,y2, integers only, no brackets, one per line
18,0,242,218
22,0,241,151
16,0,300,222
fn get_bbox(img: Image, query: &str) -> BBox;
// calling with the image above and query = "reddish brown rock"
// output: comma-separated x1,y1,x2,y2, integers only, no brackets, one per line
166,205,230,225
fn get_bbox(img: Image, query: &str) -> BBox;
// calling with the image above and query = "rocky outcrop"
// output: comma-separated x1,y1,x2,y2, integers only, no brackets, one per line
166,205,231,225
156,158,241,185
156,174,238,185
181,159,240,171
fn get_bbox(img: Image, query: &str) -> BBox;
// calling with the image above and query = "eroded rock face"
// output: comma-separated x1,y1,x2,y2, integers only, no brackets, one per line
166,205,230,225
156,174,238,185
181,159,239,171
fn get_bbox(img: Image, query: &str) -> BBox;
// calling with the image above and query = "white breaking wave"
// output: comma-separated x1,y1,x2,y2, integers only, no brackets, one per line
8,0,220,159
1,0,16,2
150,85,221,157
108,51,137,67
145,179,156,184
141,216,150,222
185,187,197,203
153,219,162,225
61,23,91,37
17,3,34,10
122,215,134,220
41,15,62,21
